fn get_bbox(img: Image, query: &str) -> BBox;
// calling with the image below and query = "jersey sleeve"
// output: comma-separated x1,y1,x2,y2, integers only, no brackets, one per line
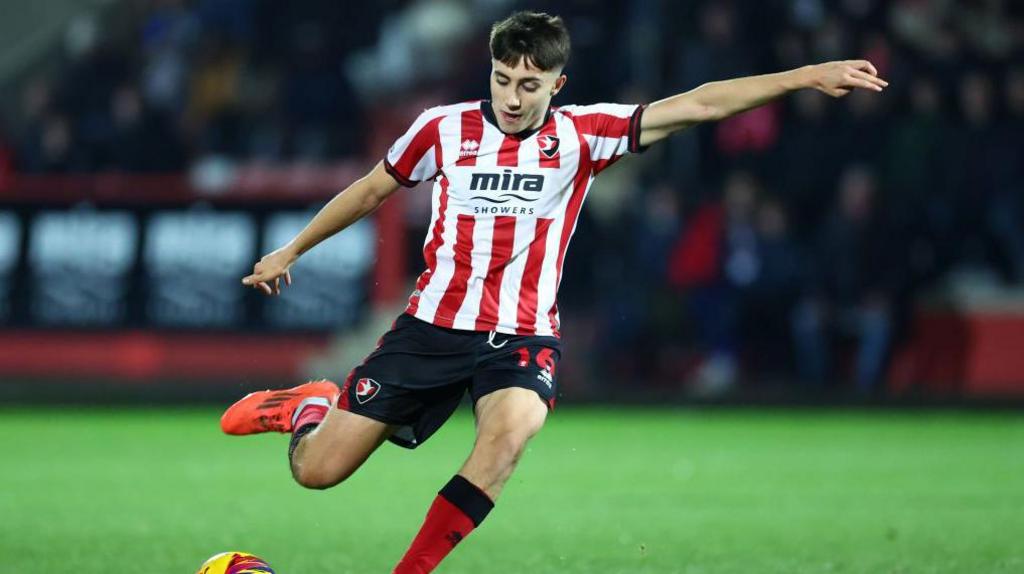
559,103,646,175
384,108,446,188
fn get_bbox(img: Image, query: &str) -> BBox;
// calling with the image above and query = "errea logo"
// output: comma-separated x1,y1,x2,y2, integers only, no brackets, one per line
459,139,480,158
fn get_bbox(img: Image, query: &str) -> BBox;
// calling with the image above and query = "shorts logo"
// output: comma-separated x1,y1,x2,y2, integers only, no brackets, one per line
355,378,381,404
460,139,480,158
535,348,556,389
537,367,553,389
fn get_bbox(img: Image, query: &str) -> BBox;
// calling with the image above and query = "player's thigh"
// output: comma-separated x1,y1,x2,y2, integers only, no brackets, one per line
471,341,561,438
473,386,549,441
301,405,396,471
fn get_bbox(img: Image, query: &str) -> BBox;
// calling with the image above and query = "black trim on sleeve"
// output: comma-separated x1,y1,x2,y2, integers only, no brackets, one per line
628,104,649,154
384,158,418,188
439,474,494,527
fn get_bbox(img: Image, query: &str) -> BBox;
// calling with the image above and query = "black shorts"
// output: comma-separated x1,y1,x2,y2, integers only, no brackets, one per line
336,313,561,449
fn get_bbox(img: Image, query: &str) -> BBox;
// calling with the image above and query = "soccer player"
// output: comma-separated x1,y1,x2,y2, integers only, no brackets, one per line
221,11,887,573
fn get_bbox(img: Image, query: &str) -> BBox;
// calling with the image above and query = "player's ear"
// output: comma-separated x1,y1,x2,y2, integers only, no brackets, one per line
551,74,567,97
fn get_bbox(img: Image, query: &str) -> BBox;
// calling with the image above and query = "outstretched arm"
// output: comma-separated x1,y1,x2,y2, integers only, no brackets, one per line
639,60,887,147
241,161,402,295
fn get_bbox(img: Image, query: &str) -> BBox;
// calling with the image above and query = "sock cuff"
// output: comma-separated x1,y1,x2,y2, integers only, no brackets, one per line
291,396,331,427
438,475,494,527
288,422,319,461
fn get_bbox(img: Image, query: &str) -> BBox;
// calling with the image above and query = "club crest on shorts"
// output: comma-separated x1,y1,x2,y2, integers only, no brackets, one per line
538,135,560,158
355,378,381,404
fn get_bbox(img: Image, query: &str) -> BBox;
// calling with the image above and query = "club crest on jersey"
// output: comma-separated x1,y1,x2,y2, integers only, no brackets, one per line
538,135,560,158
460,139,480,158
355,378,381,404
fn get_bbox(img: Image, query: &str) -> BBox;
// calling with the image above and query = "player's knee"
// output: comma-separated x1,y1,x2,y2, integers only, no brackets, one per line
494,412,544,454
501,409,546,443
291,460,354,490
492,402,547,437
484,429,532,464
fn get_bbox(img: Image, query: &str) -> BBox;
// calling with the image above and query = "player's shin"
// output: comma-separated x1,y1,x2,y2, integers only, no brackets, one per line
392,475,494,574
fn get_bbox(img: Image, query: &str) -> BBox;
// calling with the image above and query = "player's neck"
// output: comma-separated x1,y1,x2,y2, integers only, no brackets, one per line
481,101,551,139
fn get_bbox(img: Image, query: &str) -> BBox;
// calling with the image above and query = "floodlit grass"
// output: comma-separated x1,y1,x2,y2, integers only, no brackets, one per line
1,406,1022,573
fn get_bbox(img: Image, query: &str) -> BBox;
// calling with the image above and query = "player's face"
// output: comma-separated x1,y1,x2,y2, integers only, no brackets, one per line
490,57,566,134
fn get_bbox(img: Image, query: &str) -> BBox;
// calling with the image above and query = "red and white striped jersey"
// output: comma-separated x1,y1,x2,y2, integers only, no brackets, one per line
384,100,645,337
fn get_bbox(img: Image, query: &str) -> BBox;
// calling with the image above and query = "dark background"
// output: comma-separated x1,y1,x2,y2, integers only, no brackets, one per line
0,0,1022,403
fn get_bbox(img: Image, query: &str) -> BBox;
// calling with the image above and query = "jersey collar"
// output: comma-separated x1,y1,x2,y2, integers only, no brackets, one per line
481,100,553,140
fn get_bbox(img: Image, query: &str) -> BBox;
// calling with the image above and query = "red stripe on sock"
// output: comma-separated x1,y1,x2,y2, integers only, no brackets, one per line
392,495,477,574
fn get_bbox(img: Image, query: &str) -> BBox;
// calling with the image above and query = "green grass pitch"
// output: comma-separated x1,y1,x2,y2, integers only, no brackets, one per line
2,406,1022,573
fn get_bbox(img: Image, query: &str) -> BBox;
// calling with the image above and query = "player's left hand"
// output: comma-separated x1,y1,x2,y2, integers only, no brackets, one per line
242,246,297,296
810,60,888,98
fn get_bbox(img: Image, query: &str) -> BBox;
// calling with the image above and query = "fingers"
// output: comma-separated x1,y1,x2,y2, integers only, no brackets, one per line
242,271,293,296
841,61,887,91
853,69,888,89
242,271,275,296
242,273,273,295
241,258,293,296
850,59,879,77
844,69,887,92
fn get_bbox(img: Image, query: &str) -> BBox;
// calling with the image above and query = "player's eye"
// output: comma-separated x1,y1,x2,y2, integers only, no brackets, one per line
523,84,539,92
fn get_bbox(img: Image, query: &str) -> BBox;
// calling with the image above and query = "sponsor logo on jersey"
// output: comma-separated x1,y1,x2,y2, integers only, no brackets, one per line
472,205,535,215
355,378,381,404
469,169,545,201
459,139,480,158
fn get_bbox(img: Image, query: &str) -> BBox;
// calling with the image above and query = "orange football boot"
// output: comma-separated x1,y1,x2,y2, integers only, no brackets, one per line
220,379,339,435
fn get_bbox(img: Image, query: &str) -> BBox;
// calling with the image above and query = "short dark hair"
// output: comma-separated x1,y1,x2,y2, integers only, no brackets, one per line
489,11,570,72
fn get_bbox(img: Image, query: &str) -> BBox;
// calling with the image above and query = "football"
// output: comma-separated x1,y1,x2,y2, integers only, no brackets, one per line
196,552,275,574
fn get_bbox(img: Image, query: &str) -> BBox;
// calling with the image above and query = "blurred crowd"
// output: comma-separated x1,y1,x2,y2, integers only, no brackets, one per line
563,0,1024,395
1,0,1022,395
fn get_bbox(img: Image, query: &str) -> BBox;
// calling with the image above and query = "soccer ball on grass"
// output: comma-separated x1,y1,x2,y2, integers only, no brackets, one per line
196,551,275,574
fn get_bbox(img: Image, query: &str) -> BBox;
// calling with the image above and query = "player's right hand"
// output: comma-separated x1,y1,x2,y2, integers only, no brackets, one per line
242,246,297,296
810,60,888,98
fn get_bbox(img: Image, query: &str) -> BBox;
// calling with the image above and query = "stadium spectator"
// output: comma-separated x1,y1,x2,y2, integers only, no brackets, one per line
741,196,804,378
770,88,842,232
792,165,899,393
991,67,1024,283
668,170,761,394
881,75,951,286
109,83,187,172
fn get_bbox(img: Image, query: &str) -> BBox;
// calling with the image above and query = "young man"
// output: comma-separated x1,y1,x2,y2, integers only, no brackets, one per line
221,11,887,573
